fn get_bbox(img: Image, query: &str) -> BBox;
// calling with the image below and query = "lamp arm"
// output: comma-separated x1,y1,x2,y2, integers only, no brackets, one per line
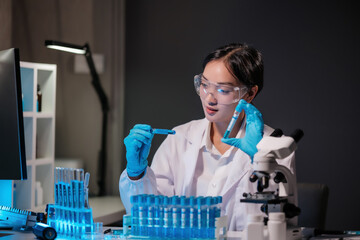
84,44,109,112
83,43,109,196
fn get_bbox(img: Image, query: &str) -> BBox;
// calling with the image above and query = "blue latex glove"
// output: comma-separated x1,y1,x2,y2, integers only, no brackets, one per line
124,124,154,177
221,99,264,161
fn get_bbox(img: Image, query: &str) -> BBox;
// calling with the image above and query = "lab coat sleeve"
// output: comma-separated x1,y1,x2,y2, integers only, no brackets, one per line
119,167,158,214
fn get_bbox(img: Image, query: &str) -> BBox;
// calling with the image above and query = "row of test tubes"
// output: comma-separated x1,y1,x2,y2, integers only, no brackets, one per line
54,167,90,208
47,167,93,238
130,194,222,239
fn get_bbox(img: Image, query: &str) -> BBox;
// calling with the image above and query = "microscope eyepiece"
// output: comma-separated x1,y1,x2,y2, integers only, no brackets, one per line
290,129,304,143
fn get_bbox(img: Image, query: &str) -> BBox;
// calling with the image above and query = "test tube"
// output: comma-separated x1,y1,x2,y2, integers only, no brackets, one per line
216,196,222,218
196,197,204,238
151,128,176,135
171,196,181,238
54,168,59,205
154,196,161,237
180,196,189,238
205,197,215,238
189,196,197,238
163,196,172,237
147,195,155,236
139,195,148,236
84,172,90,208
223,101,243,138
130,195,139,236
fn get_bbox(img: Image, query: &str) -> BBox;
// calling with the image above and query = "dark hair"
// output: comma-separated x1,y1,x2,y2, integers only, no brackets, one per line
202,43,264,96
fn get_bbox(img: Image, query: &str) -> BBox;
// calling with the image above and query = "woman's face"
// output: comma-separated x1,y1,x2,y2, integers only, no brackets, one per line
200,60,241,124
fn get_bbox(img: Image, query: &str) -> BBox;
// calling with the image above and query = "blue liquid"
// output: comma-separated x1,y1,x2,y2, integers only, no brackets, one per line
130,196,139,235
129,194,222,239
152,128,176,135
223,130,231,138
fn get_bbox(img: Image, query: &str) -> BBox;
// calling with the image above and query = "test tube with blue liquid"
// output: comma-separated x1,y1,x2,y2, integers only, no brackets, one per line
223,101,243,138
180,196,189,238
151,128,176,135
139,195,148,236
205,197,215,238
196,197,204,238
163,196,172,237
130,195,139,236
147,195,155,236
153,196,161,237
172,196,181,238
189,196,197,238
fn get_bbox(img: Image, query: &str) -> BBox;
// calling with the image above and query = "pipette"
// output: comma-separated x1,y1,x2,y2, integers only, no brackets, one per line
223,101,243,138
151,128,176,135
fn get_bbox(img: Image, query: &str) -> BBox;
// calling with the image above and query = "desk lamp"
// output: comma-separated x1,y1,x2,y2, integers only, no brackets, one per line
45,40,109,196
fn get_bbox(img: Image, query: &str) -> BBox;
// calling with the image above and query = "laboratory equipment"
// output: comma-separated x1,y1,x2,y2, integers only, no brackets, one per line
194,74,248,105
151,128,176,135
47,167,102,238
223,100,243,138
33,222,57,240
126,194,227,239
268,212,286,240
241,128,303,239
244,214,264,240
0,205,37,230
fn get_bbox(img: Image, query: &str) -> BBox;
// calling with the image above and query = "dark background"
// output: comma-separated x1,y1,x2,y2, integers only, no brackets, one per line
124,1,360,230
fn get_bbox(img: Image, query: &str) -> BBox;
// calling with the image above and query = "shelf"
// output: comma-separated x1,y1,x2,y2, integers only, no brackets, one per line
35,158,53,165
23,112,34,117
15,62,56,210
36,112,54,118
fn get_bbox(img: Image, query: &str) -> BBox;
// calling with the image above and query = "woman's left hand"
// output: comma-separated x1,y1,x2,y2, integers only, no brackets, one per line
221,99,264,161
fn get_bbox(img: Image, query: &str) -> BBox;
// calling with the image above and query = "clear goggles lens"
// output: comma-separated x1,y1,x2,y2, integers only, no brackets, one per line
194,74,248,105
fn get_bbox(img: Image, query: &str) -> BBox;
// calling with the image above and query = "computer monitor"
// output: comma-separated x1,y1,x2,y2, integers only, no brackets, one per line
0,48,27,180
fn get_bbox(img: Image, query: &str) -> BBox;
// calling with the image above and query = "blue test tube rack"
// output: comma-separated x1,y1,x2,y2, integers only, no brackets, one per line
47,167,101,238
125,194,227,239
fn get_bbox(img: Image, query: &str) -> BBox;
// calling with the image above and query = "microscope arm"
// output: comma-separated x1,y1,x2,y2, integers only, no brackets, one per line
274,165,296,204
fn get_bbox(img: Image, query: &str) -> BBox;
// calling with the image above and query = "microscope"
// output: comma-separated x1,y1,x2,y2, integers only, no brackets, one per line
241,129,304,225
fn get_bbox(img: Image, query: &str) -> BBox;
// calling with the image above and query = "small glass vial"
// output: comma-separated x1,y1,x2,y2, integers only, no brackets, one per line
244,214,264,240
268,212,286,240
37,84,42,112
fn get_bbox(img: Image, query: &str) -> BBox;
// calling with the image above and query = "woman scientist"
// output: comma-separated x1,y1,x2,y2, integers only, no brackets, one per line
119,43,296,231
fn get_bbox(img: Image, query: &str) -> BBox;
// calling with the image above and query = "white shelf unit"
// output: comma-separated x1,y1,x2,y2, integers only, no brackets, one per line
13,61,56,210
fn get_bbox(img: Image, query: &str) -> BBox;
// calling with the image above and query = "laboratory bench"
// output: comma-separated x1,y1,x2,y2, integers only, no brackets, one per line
1,228,360,239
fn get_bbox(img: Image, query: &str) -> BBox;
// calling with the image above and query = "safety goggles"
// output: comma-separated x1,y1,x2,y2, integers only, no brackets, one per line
194,74,248,105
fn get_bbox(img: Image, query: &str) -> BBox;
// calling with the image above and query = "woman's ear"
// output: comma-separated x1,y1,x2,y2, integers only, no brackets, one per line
244,85,259,103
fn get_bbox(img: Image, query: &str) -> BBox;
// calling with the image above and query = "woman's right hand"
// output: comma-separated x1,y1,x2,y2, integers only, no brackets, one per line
124,124,154,178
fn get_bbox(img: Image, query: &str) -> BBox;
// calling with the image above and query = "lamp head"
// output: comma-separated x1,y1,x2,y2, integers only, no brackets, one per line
45,40,86,55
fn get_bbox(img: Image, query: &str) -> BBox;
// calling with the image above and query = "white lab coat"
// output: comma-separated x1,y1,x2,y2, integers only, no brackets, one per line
119,118,296,231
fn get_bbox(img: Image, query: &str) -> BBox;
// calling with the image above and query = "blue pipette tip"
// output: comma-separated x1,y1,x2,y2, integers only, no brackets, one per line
151,128,176,135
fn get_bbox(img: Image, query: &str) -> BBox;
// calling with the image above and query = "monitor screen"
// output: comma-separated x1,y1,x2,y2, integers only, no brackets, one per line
0,48,27,180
